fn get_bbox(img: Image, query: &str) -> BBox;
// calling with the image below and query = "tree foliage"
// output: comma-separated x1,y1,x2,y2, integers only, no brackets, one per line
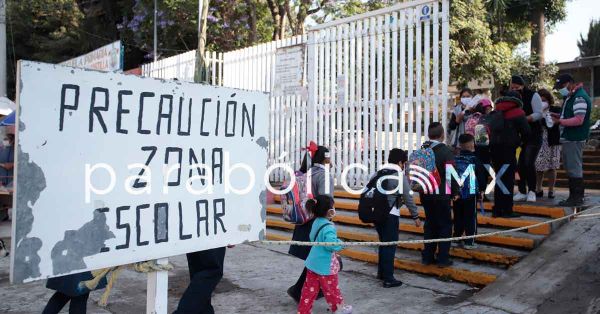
450,0,513,87
578,19,600,57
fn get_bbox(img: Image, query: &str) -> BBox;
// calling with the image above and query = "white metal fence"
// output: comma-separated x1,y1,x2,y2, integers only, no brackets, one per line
141,50,223,85
306,0,450,187
141,0,450,188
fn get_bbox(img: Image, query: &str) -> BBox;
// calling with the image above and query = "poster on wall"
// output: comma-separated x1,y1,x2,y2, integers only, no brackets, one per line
61,41,124,71
11,61,269,283
273,44,305,97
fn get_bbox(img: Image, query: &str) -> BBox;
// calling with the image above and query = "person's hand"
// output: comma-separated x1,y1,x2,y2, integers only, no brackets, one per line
413,218,422,228
478,192,484,201
452,195,460,202
551,115,560,125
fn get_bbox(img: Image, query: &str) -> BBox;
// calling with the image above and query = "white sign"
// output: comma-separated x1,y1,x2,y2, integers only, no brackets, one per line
11,61,269,283
273,44,305,96
61,41,123,71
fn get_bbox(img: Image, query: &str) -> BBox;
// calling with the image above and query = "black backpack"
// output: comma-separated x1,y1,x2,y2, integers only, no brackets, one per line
488,110,518,147
358,169,401,224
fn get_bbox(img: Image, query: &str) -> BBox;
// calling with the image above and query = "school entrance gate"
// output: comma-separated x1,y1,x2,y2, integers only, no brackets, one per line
142,0,450,188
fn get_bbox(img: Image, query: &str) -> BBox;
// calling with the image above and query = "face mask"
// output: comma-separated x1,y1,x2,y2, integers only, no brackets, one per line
2,140,10,147
559,87,569,97
460,97,472,106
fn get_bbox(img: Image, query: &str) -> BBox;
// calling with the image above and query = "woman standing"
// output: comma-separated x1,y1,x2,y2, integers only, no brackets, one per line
287,145,334,303
448,88,474,151
534,89,561,199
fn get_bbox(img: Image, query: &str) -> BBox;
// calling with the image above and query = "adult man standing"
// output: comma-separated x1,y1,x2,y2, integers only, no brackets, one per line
510,75,544,203
552,74,592,207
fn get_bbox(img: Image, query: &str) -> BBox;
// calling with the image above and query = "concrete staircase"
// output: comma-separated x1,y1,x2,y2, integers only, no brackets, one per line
266,190,572,287
549,150,600,189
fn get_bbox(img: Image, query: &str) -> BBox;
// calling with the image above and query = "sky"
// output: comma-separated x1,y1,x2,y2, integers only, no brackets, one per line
545,0,600,63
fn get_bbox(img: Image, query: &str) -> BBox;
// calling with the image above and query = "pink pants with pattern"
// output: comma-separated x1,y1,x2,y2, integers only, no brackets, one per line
297,269,344,314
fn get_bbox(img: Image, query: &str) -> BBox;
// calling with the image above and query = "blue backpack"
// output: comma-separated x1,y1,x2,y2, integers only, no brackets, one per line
454,154,479,199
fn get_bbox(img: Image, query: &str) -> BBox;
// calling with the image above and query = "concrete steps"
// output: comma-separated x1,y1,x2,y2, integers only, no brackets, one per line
266,189,570,287
548,150,600,189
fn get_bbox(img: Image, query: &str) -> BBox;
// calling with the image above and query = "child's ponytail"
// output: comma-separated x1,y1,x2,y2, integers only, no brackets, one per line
305,199,317,215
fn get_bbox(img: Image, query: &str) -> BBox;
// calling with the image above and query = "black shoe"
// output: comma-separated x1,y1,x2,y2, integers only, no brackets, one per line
502,212,521,218
376,272,383,280
548,191,555,199
287,286,300,304
558,198,584,207
437,260,454,268
536,190,543,198
383,279,403,288
421,258,435,265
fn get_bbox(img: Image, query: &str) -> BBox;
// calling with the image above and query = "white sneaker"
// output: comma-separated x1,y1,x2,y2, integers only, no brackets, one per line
527,191,536,202
513,192,527,202
338,304,353,314
463,243,478,250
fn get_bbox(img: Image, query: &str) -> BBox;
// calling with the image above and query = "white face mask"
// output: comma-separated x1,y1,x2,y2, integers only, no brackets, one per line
2,140,10,147
559,87,569,97
461,97,472,106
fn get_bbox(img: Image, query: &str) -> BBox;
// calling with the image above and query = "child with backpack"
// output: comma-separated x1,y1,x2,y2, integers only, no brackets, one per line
453,134,488,249
412,122,458,267
298,195,352,314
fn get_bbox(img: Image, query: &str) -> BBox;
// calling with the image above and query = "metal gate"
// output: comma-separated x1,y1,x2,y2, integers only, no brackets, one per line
305,0,450,187
141,0,450,188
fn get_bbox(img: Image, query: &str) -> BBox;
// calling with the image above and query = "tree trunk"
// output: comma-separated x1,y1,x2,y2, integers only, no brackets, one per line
246,0,257,44
530,8,545,67
267,0,286,40
195,0,210,83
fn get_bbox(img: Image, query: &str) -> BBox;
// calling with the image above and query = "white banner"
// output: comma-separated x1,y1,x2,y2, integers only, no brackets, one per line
61,41,123,71
11,61,269,283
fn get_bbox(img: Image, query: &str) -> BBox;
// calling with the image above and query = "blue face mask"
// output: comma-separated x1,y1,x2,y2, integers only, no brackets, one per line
559,87,569,97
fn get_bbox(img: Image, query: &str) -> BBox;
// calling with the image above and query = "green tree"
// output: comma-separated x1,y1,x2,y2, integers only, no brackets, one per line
6,0,85,98
487,0,568,66
450,0,513,87
578,19,600,57
7,0,84,63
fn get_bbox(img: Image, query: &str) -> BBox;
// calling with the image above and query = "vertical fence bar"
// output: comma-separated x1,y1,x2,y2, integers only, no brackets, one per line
383,13,391,160
441,0,449,130
360,19,369,184
391,11,399,149
400,10,406,151
376,16,384,168
415,7,423,148
407,8,414,153
326,29,335,151
342,24,350,185
424,5,431,134
330,27,337,173
307,31,318,146
349,22,357,186
369,17,376,176
336,25,344,183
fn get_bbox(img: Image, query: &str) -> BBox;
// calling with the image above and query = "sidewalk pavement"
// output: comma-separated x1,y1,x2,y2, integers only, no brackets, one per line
1,239,507,314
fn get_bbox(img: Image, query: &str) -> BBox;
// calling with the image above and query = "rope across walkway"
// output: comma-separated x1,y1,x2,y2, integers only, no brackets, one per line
257,206,600,247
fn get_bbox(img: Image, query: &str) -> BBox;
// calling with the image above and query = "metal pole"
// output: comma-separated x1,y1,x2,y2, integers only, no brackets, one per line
153,0,158,62
195,0,207,83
